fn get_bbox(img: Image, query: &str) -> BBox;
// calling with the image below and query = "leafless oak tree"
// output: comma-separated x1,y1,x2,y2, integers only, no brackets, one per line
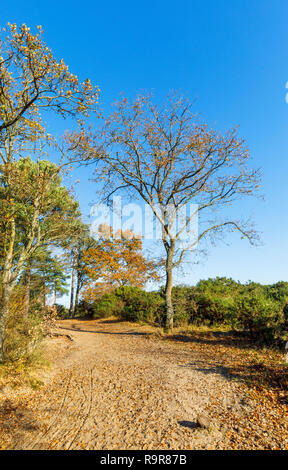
71,92,261,330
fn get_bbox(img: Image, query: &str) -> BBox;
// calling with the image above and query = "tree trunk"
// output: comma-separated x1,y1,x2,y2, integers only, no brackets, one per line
0,218,16,362
0,285,12,362
164,241,175,332
54,286,57,306
23,263,31,318
69,250,76,318
74,274,81,317
43,271,46,308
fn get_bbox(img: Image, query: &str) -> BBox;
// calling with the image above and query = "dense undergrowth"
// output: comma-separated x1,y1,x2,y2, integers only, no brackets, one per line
73,277,288,347
0,287,51,387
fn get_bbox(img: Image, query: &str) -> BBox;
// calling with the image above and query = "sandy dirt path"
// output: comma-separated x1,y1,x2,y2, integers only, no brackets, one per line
0,318,287,450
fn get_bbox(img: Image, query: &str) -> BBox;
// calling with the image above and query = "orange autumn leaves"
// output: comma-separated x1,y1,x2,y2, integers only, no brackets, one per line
82,227,158,302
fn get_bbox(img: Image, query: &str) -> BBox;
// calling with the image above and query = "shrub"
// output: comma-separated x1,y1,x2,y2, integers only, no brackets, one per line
4,311,44,363
194,278,239,326
234,287,287,345
170,285,197,325
74,300,95,317
92,291,124,319
90,286,165,324
78,277,288,346
116,287,165,324
55,304,69,318
3,287,44,363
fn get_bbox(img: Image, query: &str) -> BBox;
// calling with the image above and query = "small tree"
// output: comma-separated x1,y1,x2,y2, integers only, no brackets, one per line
74,232,99,315
82,226,158,302
71,92,260,330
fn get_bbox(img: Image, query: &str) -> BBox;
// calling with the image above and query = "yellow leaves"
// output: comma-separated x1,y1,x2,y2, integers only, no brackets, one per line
83,78,93,92
8,23,17,33
81,227,158,300
1,22,99,134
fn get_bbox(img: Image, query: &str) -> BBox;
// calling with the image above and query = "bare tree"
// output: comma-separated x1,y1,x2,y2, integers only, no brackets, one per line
71,92,261,330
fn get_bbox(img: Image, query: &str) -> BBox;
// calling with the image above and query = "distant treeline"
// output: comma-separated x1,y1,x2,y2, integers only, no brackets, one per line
60,277,288,346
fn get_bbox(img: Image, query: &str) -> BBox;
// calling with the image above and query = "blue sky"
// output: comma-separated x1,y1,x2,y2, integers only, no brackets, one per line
2,0,288,286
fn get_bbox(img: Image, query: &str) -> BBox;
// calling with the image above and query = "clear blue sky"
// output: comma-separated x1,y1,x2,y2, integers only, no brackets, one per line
2,0,288,286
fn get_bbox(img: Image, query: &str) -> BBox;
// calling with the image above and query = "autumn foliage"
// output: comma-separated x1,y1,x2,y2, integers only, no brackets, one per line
82,226,158,302
0,23,99,135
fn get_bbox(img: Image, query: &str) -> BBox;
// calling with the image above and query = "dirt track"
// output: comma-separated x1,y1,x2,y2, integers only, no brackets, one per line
0,318,287,450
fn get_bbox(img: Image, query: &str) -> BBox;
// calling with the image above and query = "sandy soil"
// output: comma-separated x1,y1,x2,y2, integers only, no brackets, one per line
0,318,287,450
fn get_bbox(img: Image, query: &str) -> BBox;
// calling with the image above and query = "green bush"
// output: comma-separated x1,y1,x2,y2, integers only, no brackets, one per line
78,277,288,346
92,291,124,319
118,287,165,324
55,304,69,318
75,298,119,318
171,285,197,325
194,278,240,326
234,287,287,344
90,286,165,324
